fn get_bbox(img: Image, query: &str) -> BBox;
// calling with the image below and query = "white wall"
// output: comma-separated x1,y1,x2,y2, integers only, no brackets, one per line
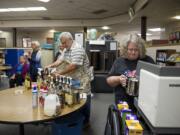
0,30,13,47
16,29,54,47
0,28,84,48
0,19,179,48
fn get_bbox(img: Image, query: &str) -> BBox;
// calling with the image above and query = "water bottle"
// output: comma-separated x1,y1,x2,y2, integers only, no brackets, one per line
32,85,38,108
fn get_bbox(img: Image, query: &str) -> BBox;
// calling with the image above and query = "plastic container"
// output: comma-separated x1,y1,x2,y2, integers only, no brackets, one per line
32,86,38,108
52,114,84,135
44,94,60,116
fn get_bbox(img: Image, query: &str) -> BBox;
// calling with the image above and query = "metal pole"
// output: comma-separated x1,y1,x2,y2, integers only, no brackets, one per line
141,16,147,41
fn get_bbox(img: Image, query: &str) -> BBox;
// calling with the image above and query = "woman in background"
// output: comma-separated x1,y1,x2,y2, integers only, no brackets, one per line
106,33,155,111
28,41,41,82
9,56,29,88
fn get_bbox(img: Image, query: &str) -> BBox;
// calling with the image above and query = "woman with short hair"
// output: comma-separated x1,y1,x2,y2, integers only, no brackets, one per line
28,41,41,82
9,56,29,88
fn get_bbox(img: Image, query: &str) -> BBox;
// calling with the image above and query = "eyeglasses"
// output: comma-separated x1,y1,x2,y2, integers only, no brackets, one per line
127,48,139,52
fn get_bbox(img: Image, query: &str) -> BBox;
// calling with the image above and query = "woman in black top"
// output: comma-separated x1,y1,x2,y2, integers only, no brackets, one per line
106,33,155,111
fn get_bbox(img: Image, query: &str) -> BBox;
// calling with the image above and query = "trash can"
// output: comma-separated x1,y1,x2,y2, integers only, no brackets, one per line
0,75,9,90
52,114,84,135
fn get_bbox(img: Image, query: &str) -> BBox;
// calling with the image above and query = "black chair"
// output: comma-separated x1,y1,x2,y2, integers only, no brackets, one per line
104,104,121,135
91,73,113,93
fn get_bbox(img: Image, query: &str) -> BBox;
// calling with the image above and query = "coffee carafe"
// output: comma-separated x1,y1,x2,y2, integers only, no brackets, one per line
126,77,139,96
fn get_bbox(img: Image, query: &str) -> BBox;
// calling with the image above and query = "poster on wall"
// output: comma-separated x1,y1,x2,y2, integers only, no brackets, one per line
75,33,84,47
53,32,61,57
23,38,31,48
41,37,54,49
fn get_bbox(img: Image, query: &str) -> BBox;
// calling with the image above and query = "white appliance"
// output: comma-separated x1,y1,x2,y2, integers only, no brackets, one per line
137,61,180,128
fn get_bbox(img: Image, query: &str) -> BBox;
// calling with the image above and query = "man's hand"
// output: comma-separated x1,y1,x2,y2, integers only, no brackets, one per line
51,71,60,77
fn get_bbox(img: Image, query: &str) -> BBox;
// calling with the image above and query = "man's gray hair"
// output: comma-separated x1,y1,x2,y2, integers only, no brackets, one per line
120,33,146,59
59,32,73,41
32,41,40,48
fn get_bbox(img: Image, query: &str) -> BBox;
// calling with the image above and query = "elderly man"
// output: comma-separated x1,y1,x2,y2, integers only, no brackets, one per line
28,41,41,82
46,32,93,127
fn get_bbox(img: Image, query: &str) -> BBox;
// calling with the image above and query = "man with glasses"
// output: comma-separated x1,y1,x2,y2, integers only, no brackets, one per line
46,32,93,127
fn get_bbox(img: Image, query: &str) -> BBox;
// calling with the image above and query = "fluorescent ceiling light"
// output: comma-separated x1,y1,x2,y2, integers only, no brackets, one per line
148,28,165,32
9,8,26,12
172,15,180,20
0,7,47,12
27,7,47,11
138,33,152,36
101,26,110,30
0,9,10,12
38,0,50,2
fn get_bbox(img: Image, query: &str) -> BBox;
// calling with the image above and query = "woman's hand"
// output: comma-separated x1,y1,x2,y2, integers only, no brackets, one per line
107,75,127,87
119,75,127,87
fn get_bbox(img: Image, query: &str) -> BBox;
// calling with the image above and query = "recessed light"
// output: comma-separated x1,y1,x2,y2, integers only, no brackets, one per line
172,15,180,20
38,0,50,3
101,26,110,30
148,28,165,32
49,29,56,33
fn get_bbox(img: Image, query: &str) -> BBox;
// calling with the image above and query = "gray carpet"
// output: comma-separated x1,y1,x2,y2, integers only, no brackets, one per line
83,93,114,135
0,93,114,135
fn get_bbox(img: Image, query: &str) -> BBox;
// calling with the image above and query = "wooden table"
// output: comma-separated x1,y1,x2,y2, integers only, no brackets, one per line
0,87,86,135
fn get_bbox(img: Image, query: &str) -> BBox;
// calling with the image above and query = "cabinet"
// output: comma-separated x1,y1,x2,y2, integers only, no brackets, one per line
86,40,118,73
156,49,176,66
86,40,118,92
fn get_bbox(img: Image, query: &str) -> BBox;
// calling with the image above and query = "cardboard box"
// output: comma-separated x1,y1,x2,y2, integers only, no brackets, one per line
125,120,143,135
117,101,129,110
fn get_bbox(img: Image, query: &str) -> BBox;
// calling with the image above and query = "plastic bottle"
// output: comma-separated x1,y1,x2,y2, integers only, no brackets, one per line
32,86,38,108
39,85,48,107
24,74,31,90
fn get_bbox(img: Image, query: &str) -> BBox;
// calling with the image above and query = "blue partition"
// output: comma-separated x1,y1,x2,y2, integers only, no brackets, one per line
4,49,24,75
